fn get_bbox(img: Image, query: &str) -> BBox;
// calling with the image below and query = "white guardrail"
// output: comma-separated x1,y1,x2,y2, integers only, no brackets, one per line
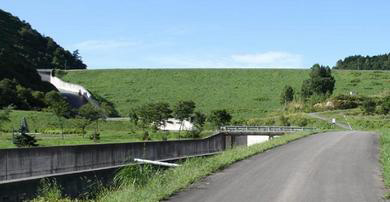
220,126,316,133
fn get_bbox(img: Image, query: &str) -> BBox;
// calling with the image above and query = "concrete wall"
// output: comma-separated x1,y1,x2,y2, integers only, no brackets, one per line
0,133,229,182
37,70,99,107
247,136,270,146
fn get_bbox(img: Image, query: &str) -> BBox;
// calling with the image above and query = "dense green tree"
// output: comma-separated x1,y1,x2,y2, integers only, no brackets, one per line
129,108,139,126
192,111,206,129
173,100,196,133
0,9,87,70
0,9,86,111
301,64,335,98
0,78,49,110
208,109,232,128
380,96,390,114
335,53,390,70
13,117,38,147
137,102,172,130
280,85,294,105
361,99,376,115
0,107,11,133
78,103,104,142
190,111,207,138
45,91,71,139
0,79,17,108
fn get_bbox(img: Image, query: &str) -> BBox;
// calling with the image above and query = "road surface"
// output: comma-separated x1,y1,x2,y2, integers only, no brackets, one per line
168,131,385,202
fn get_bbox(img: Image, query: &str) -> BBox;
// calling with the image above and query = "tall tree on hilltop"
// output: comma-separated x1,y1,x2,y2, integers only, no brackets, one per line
301,64,335,98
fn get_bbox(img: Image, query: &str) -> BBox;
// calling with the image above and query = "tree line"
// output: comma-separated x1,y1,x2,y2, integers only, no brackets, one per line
129,100,232,139
0,9,86,70
334,54,390,70
281,64,336,106
0,9,87,101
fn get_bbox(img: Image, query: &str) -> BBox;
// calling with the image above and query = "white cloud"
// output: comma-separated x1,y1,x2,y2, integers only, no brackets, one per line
73,39,140,51
231,51,303,68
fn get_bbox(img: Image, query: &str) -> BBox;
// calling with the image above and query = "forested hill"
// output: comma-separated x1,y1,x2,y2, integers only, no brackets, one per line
0,9,86,92
0,9,86,70
334,53,390,70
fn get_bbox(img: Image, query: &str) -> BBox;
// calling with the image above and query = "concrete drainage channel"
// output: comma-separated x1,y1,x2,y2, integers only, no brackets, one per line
0,133,241,201
0,152,220,202
0,127,313,201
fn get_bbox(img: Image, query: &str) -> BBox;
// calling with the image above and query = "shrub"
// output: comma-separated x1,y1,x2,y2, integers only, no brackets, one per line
13,133,38,147
89,132,100,141
361,99,376,114
13,117,38,147
330,94,360,110
142,131,150,141
381,96,390,114
278,115,290,126
114,164,160,187
288,114,309,127
350,78,361,84
280,85,294,106
33,178,69,202
208,109,232,128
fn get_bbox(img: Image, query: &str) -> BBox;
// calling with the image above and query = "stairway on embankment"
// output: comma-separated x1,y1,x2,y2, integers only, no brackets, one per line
37,69,99,108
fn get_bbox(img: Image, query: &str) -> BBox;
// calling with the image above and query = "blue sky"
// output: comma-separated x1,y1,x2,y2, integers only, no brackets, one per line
2,0,390,69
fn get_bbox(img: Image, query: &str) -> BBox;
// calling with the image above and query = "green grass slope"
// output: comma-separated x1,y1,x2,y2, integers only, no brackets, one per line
62,69,390,118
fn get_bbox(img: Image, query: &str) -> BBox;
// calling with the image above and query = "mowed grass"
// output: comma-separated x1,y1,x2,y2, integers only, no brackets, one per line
0,110,213,149
62,69,390,118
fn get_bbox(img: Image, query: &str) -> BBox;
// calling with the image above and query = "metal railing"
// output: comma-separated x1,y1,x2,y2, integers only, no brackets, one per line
220,126,316,133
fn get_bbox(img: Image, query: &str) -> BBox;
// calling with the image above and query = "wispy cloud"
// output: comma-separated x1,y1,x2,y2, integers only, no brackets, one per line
148,51,304,68
149,55,230,68
231,51,303,68
73,39,140,51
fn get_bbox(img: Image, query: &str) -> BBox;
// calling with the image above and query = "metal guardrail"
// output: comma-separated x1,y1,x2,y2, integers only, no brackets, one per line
220,126,316,133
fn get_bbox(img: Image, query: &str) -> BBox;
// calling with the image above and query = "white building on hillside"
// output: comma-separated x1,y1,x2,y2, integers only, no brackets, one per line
158,118,194,131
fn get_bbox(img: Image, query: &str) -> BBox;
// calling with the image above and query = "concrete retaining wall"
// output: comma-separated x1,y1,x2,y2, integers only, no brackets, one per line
37,70,99,107
0,133,228,182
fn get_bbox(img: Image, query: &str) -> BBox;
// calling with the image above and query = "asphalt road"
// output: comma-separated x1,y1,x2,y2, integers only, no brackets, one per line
168,131,385,202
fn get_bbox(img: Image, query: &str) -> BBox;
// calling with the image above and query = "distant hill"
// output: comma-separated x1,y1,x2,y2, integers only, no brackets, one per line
0,9,86,91
334,54,390,70
62,69,390,118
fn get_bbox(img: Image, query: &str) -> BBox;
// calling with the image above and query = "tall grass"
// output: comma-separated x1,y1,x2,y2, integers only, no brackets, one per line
379,128,390,198
32,178,71,202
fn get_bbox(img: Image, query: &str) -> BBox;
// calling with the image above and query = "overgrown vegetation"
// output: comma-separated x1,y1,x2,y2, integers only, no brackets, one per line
32,178,71,202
